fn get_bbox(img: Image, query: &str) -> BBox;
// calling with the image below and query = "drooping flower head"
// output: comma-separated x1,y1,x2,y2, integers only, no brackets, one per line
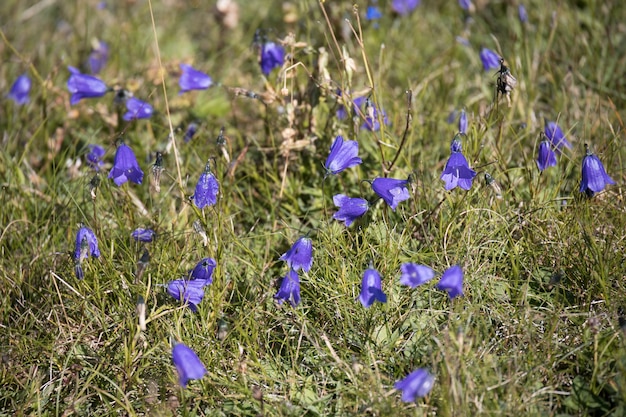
192,161,219,209
479,48,500,71
394,368,435,402
518,4,528,23
436,265,464,299
440,136,477,191
441,153,476,190
131,228,156,243
399,263,435,288
190,257,216,284
536,139,557,172
108,143,144,186
359,268,387,308
391,0,420,15
7,74,31,105
74,226,100,261
447,110,458,124
123,97,154,121
458,109,468,135
459,0,472,11
86,144,105,171
260,41,285,75
544,121,572,152
172,343,207,387
338,95,390,131
324,136,362,175
88,40,109,75
365,5,383,22
167,278,207,312
179,64,213,94
579,144,615,197
333,194,369,227
362,98,389,132
275,269,301,307
184,122,199,143
371,177,410,211
280,237,313,272
336,94,363,120
67,66,108,105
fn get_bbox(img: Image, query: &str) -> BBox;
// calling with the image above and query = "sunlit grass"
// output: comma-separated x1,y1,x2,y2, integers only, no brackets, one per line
1,0,626,415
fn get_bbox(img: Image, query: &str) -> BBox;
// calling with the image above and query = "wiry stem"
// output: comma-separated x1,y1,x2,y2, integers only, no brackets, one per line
147,0,183,193
387,90,413,172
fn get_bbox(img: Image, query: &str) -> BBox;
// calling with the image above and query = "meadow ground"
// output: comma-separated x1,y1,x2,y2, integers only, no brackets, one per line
1,0,626,415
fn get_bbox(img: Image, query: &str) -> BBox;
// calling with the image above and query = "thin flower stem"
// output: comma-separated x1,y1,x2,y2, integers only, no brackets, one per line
0,29,45,86
147,0,183,193
0,29,50,153
322,175,329,220
317,1,345,78
345,15,387,172
387,90,413,172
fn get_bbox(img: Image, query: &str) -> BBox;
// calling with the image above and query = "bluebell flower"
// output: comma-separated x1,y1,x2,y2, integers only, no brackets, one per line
179,64,213,93
131,228,156,243
365,6,383,21
280,237,313,272
371,177,410,211
336,95,365,121
7,74,31,105
67,66,108,105
333,194,368,227
359,268,387,308
88,40,109,75
260,42,285,75
440,137,476,191
172,343,207,387
544,121,572,152
458,109,468,135
436,265,463,299
336,91,349,120
337,95,389,131
394,368,435,402
190,257,216,284
123,97,154,121
391,0,420,15
108,143,143,186
184,122,198,143
86,144,105,171
459,0,472,10
275,269,301,307
446,110,458,124
74,226,100,261
192,162,219,208
324,135,362,175
399,263,435,288
167,278,206,311
362,98,389,132
536,139,557,172
580,145,615,196
518,4,528,23
479,48,501,71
